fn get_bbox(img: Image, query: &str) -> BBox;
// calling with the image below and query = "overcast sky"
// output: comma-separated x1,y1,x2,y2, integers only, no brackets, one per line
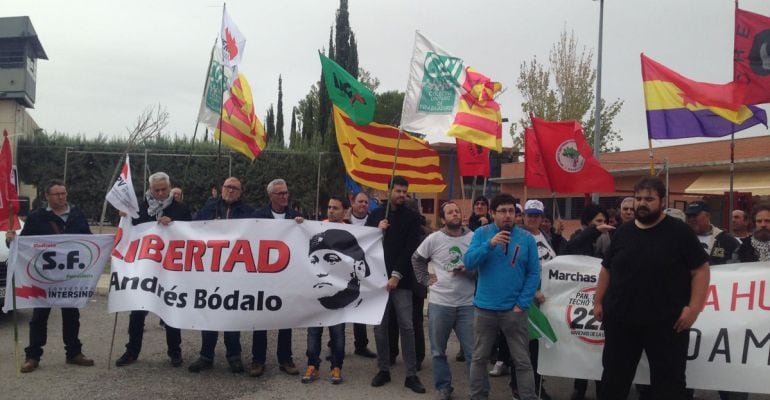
5,0,770,152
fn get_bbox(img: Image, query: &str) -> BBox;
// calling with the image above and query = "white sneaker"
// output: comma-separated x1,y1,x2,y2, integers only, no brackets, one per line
488,361,509,377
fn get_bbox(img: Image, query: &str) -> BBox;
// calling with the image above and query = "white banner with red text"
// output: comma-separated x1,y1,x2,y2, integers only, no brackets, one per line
538,255,770,394
107,218,388,331
2,234,114,312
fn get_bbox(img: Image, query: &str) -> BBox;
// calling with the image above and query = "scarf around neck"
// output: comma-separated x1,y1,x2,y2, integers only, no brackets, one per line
751,236,770,262
145,191,173,220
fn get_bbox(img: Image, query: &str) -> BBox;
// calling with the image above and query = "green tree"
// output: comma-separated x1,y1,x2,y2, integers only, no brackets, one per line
358,67,380,93
265,104,275,146
373,91,405,126
276,75,285,148
289,107,299,149
334,0,358,78
298,84,319,147
512,28,623,152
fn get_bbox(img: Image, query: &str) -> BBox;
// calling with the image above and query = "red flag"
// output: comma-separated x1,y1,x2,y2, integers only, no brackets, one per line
734,8,770,104
523,128,550,189
0,130,20,231
455,138,490,177
530,117,615,193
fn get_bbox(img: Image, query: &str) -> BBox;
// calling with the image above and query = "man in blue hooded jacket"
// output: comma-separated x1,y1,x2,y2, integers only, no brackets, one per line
464,193,540,400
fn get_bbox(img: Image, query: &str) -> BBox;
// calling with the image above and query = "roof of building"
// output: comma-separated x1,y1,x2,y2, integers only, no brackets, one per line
499,135,770,181
0,16,48,60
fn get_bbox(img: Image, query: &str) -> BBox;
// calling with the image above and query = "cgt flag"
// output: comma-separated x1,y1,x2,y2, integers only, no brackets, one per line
319,52,376,125
455,138,490,177
0,130,20,231
332,106,446,193
105,154,140,219
530,117,615,194
221,7,246,68
642,53,767,139
735,7,770,105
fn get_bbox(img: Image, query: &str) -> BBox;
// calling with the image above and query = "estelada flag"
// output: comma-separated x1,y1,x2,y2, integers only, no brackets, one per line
455,138,489,177
530,117,615,194
642,53,765,139
332,106,445,193
523,128,550,189
735,7,770,105
447,67,503,152
0,130,20,231
214,73,267,161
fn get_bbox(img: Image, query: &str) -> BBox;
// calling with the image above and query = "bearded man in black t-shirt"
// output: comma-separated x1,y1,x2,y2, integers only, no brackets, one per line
594,176,710,400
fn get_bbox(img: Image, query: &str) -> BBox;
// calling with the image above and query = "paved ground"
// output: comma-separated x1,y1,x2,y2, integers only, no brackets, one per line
0,290,765,399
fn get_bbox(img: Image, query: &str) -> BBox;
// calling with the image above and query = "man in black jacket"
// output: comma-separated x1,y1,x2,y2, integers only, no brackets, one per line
366,176,426,394
115,172,192,368
248,178,303,378
188,176,254,374
685,201,740,266
9,179,95,373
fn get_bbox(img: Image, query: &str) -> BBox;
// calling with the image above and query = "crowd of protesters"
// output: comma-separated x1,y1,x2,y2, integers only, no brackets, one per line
7,173,769,400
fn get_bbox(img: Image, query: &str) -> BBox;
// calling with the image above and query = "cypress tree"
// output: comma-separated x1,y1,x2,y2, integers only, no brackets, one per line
276,75,285,148
289,107,298,149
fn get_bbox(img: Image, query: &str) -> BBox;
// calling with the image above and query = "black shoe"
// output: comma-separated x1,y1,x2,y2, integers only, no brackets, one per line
404,375,426,394
354,347,377,358
115,352,137,367
371,370,391,387
187,358,213,373
228,358,244,373
279,360,299,375
169,354,183,367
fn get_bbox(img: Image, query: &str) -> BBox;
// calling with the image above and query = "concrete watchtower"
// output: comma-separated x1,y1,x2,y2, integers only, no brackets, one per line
0,16,47,108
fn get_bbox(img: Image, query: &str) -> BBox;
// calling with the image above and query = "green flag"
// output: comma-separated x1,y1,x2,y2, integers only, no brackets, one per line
319,52,376,125
528,302,557,345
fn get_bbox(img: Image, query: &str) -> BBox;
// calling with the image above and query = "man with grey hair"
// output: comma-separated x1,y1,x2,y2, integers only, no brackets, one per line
249,178,304,377
116,171,192,368
620,197,635,224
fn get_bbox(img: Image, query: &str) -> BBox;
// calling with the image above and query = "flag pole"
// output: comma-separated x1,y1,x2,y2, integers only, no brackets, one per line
9,207,20,376
216,3,227,160
470,176,477,212
107,312,118,370
482,176,488,197
728,132,736,234
384,129,405,221
184,37,218,184
647,138,655,176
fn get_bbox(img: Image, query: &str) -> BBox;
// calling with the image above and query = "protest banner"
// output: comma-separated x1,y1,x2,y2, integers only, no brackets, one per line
538,255,770,394
108,218,388,331
2,234,114,312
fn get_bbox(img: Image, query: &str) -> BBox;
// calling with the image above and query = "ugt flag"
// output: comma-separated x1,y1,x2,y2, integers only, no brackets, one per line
105,155,140,219
0,130,20,231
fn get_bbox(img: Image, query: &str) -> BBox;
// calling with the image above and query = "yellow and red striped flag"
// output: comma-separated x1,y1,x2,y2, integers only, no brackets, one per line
214,73,267,161
332,106,446,193
447,67,503,152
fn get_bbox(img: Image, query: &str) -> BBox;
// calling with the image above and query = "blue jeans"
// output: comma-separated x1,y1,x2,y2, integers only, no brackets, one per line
251,329,292,364
199,331,241,362
306,324,345,369
470,307,535,400
25,307,83,361
428,303,475,391
374,288,417,376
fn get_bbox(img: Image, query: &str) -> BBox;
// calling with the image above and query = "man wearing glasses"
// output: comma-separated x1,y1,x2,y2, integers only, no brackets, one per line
9,180,95,373
249,178,304,378
187,176,254,374
464,193,541,400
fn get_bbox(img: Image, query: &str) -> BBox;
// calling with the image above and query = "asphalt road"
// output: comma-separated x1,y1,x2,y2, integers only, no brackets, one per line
0,295,765,400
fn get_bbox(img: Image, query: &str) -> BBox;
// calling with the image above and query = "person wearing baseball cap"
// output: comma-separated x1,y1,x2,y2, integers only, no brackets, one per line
684,200,739,266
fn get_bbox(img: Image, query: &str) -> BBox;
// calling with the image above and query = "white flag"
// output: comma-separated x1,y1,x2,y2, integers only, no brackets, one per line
400,31,467,137
197,43,233,130
105,155,139,219
221,8,246,68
